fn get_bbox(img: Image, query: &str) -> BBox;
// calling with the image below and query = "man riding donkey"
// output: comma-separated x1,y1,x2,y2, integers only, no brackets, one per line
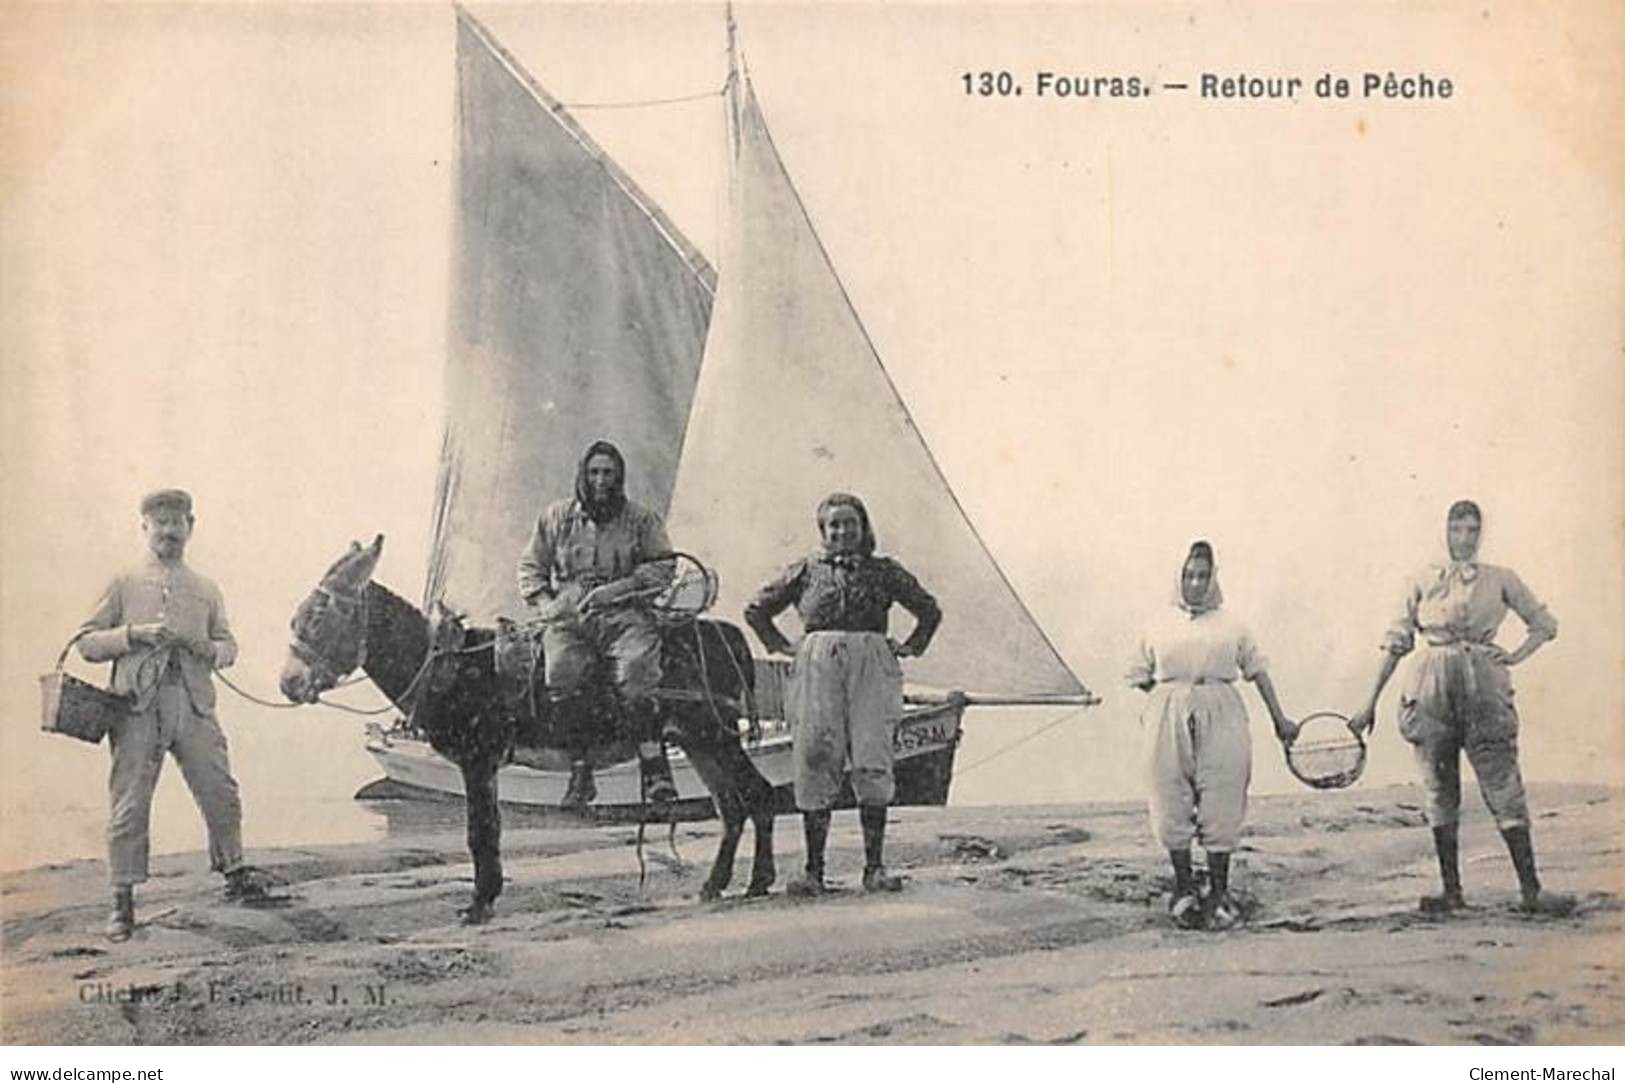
517,440,680,808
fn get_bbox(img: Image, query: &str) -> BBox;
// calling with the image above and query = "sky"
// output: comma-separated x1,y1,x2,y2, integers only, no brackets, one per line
2,1,1620,869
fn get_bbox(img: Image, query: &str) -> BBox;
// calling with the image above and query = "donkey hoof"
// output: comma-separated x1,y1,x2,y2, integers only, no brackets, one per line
745,878,774,899
699,883,725,903
458,902,494,926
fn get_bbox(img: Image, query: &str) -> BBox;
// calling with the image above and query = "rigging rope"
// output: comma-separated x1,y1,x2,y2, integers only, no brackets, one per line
950,704,1091,780
559,86,725,111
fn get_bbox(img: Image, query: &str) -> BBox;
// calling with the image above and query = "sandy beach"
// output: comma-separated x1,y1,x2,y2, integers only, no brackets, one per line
2,782,1620,1046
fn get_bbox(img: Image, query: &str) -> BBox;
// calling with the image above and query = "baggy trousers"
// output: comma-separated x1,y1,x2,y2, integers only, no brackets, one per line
107,676,244,887
787,631,902,810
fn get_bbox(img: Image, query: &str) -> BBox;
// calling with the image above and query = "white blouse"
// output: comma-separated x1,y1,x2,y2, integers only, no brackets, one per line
1127,607,1268,687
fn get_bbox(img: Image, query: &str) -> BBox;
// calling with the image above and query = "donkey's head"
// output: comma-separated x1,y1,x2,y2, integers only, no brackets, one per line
280,535,385,704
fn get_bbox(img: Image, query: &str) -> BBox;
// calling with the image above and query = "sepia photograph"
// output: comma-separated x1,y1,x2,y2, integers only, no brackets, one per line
1,0,1620,1064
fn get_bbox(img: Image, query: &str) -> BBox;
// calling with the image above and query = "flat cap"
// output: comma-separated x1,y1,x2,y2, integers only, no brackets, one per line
139,488,193,516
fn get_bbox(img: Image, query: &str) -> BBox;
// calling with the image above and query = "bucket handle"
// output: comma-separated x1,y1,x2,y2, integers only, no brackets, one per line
53,628,157,697
55,629,94,672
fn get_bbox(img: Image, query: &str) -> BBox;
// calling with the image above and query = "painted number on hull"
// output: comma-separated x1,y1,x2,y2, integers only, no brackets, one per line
894,718,956,754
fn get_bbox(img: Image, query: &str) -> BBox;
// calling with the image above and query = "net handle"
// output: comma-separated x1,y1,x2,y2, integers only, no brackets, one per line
1284,711,1367,789
1292,710,1363,736
633,550,719,619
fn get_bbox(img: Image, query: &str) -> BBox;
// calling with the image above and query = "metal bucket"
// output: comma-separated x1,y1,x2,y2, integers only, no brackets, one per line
40,632,129,745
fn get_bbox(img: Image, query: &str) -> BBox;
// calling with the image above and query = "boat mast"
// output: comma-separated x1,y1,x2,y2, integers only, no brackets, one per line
705,5,1096,710
724,2,742,160
725,2,738,81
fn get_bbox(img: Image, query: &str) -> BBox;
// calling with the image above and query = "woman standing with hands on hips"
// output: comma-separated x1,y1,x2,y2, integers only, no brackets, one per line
1129,540,1297,930
1349,499,1573,916
745,493,941,896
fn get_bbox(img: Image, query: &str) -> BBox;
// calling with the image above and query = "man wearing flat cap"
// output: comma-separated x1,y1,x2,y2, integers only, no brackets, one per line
77,489,272,941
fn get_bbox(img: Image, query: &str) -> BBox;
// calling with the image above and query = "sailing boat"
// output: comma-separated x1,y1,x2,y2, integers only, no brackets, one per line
359,7,1096,812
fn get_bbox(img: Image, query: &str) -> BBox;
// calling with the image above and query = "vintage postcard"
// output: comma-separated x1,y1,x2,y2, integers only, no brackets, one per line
2,0,1620,1059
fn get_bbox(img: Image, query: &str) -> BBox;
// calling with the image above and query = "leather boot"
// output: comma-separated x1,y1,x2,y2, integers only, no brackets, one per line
638,745,677,805
626,696,677,805
106,886,134,942
561,760,597,809
224,866,280,904
787,809,831,897
552,692,597,809
859,805,902,892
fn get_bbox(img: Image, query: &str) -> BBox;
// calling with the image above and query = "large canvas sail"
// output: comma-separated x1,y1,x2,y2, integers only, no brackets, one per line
668,76,1087,698
425,10,716,621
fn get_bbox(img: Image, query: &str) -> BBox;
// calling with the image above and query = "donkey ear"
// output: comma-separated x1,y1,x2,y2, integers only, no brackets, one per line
368,534,385,556
349,541,362,554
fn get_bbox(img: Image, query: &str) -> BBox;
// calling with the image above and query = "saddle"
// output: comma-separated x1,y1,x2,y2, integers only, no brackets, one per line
492,618,638,770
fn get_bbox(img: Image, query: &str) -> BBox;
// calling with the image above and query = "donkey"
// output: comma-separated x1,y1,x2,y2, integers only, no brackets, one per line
279,536,776,923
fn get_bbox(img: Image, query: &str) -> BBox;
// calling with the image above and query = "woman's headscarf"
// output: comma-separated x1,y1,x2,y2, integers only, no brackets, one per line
816,492,877,558
1443,498,1483,585
575,439,627,523
1175,539,1223,617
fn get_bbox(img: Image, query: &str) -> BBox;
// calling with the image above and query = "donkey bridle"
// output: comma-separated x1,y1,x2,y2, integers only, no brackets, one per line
290,582,369,691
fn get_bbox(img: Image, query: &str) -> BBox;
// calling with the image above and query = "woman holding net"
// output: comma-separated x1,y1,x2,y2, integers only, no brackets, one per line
1129,540,1297,930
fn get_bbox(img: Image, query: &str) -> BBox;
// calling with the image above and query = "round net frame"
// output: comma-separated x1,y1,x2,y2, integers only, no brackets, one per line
636,551,719,624
1285,711,1368,790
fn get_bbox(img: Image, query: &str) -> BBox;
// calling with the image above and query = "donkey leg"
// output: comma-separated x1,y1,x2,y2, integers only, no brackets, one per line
702,796,745,902
459,756,503,925
667,726,742,902
732,746,778,898
684,724,777,898
746,804,777,897
677,740,740,901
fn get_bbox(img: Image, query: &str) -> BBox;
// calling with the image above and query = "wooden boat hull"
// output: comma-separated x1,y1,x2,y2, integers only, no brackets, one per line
356,700,965,818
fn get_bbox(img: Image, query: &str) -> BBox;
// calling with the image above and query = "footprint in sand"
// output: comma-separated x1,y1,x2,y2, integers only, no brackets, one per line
1195,1019,1252,1034
1044,825,1092,844
940,834,1004,861
386,877,444,891
373,946,503,984
1001,1028,1090,1044
557,890,604,907
277,908,348,943
829,1013,955,1042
